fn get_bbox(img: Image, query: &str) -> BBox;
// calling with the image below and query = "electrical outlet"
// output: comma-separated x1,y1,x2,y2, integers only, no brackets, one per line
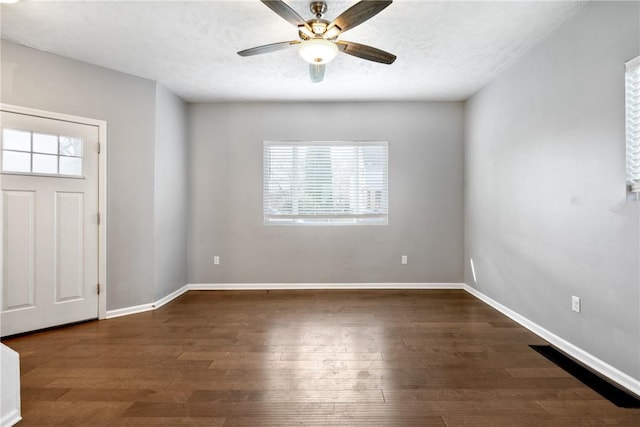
213,256,220,265
401,255,408,265
571,296,581,313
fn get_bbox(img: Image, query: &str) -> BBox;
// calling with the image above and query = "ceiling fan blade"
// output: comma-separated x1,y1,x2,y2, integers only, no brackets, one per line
261,0,310,29
237,40,300,57
337,40,396,64
309,63,325,83
328,0,392,34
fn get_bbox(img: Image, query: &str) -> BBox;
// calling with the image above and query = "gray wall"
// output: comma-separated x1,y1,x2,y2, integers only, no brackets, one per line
465,1,640,379
154,83,188,300
188,102,464,284
1,40,189,310
1,40,156,310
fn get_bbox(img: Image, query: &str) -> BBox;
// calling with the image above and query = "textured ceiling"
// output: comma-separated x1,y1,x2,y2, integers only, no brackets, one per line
0,0,586,102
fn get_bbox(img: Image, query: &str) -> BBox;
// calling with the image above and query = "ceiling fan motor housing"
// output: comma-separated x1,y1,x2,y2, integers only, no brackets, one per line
299,19,331,40
310,1,327,18
298,1,331,40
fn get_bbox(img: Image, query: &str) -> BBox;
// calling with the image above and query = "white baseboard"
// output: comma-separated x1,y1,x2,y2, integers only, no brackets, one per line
106,283,463,318
153,285,190,309
1,411,21,427
105,302,155,319
188,282,465,291
463,284,640,398
105,285,190,319
104,282,640,397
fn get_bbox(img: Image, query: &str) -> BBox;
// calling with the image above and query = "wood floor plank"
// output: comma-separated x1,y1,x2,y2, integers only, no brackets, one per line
56,389,160,402
110,417,226,426
3,289,639,426
382,387,589,402
122,401,336,417
188,389,385,403
21,387,71,402
46,377,173,390
166,378,292,391
18,401,132,426
442,414,640,426
222,415,446,426
24,367,143,379
506,367,573,378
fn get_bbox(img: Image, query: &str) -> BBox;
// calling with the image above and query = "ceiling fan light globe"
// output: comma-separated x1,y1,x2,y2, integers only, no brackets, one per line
299,38,338,64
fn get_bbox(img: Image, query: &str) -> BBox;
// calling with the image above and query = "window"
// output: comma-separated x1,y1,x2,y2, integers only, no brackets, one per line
626,56,640,193
1,128,83,177
263,141,388,225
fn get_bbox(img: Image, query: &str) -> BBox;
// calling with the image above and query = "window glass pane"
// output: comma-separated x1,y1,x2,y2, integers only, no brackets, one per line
1,129,85,177
264,141,388,225
59,156,82,176
33,133,58,154
2,150,31,172
2,129,31,152
32,153,58,174
60,136,82,157
626,57,640,191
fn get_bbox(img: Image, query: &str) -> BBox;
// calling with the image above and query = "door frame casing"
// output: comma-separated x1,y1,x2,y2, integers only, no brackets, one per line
0,104,108,320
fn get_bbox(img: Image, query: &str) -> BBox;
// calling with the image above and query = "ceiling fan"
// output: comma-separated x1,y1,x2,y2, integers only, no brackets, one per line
237,0,396,83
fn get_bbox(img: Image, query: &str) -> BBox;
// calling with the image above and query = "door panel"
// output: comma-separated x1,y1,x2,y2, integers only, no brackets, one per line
55,191,84,303
1,111,99,336
2,190,35,311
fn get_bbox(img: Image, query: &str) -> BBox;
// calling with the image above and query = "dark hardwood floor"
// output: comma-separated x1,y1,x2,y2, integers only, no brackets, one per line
3,290,640,426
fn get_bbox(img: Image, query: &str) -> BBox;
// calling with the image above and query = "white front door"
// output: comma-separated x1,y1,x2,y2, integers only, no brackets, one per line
1,110,100,336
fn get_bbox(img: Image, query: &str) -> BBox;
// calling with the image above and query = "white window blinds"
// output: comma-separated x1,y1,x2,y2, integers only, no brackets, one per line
263,141,388,225
626,56,640,192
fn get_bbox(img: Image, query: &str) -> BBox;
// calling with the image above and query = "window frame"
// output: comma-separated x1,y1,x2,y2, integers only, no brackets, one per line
263,140,389,226
1,127,85,179
625,55,640,195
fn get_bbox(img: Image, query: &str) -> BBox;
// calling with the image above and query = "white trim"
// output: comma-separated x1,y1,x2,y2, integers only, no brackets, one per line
463,284,640,398
105,285,190,318
152,285,189,309
0,104,105,127
1,410,21,427
97,122,107,320
188,282,465,291
0,103,108,320
626,55,640,71
105,302,155,319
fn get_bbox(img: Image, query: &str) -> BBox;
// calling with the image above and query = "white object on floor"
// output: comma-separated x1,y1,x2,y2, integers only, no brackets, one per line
0,343,21,427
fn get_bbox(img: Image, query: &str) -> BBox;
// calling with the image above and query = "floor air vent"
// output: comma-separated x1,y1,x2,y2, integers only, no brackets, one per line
529,345,640,408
